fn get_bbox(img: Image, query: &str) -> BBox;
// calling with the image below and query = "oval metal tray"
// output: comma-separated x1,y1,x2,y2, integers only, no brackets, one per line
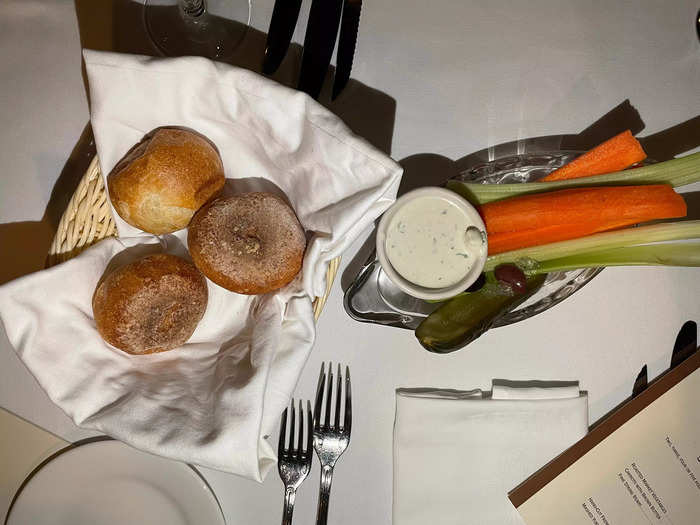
343,151,602,330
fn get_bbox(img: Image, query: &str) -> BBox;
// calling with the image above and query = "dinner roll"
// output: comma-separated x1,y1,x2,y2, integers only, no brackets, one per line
108,128,225,234
93,253,208,355
188,193,306,294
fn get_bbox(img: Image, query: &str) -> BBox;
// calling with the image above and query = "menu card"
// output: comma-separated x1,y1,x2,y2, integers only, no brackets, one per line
510,350,700,525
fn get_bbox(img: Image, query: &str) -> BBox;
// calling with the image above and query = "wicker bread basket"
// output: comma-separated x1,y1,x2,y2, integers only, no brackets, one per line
47,156,340,320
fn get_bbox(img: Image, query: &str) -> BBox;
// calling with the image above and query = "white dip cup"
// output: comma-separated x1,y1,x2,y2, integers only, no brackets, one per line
376,187,488,301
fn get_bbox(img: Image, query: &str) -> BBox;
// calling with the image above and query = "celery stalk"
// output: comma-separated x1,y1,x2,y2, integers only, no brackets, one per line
529,243,700,274
484,221,700,272
448,152,700,205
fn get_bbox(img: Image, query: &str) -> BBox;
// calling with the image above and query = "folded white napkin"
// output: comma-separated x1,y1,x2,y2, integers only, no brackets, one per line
393,382,588,525
0,50,401,481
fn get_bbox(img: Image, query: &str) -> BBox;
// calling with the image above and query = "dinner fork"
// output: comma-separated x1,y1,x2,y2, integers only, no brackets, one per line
278,399,313,525
313,363,352,525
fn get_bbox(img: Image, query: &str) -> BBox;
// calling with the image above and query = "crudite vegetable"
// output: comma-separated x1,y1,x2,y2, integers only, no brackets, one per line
482,185,687,254
484,220,700,273
416,271,546,353
447,152,700,205
540,130,646,182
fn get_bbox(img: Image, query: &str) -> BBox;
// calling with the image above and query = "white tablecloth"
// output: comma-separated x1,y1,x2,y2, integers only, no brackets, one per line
1,1,699,523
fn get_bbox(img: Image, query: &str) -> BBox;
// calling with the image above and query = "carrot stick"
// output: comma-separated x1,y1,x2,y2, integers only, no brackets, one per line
488,224,599,255
481,185,687,254
541,130,646,182
487,216,666,254
481,185,686,234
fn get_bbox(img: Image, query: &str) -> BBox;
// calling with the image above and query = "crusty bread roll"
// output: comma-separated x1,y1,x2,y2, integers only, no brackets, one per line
92,253,208,355
188,193,306,295
108,128,225,234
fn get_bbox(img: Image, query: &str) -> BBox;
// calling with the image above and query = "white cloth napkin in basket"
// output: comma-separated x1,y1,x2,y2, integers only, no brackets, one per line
0,50,402,481
393,382,588,524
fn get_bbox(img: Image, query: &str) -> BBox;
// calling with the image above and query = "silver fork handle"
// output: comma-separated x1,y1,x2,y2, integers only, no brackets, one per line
282,487,297,525
316,464,335,525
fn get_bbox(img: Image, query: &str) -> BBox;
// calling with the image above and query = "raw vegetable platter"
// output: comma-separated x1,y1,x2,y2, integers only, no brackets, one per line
345,135,700,353
343,151,604,331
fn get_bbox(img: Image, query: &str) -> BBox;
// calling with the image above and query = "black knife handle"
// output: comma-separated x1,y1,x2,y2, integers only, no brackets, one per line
263,0,303,75
671,320,697,369
631,364,648,398
299,0,344,99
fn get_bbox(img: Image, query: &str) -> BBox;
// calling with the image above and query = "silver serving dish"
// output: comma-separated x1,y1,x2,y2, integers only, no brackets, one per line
343,150,602,330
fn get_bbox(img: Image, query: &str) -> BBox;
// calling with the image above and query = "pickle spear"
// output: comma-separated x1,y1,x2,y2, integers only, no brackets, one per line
415,272,546,353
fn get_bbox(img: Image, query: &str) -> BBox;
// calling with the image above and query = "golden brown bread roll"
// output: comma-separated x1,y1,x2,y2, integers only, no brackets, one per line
188,193,306,295
92,253,208,355
108,128,225,234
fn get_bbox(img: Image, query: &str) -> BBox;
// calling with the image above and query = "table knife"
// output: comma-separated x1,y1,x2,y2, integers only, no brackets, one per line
633,320,697,399
670,320,697,369
631,364,647,398
298,0,344,99
263,0,303,75
332,0,362,100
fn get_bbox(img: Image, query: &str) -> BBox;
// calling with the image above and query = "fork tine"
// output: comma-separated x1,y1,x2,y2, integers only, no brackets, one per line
278,406,288,457
306,401,313,461
297,399,304,456
278,399,314,509
314,363,325,432
325,362,333,429
289,398,296,452
334,363,342,429
344,366,352,434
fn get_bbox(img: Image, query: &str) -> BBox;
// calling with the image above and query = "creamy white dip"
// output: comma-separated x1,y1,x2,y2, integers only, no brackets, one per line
384,196,486,288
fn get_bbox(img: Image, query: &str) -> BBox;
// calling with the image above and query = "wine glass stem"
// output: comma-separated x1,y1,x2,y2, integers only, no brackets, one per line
181,0,206,17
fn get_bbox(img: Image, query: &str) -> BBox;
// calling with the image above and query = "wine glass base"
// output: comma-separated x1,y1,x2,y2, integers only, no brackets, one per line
145,0,251,60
